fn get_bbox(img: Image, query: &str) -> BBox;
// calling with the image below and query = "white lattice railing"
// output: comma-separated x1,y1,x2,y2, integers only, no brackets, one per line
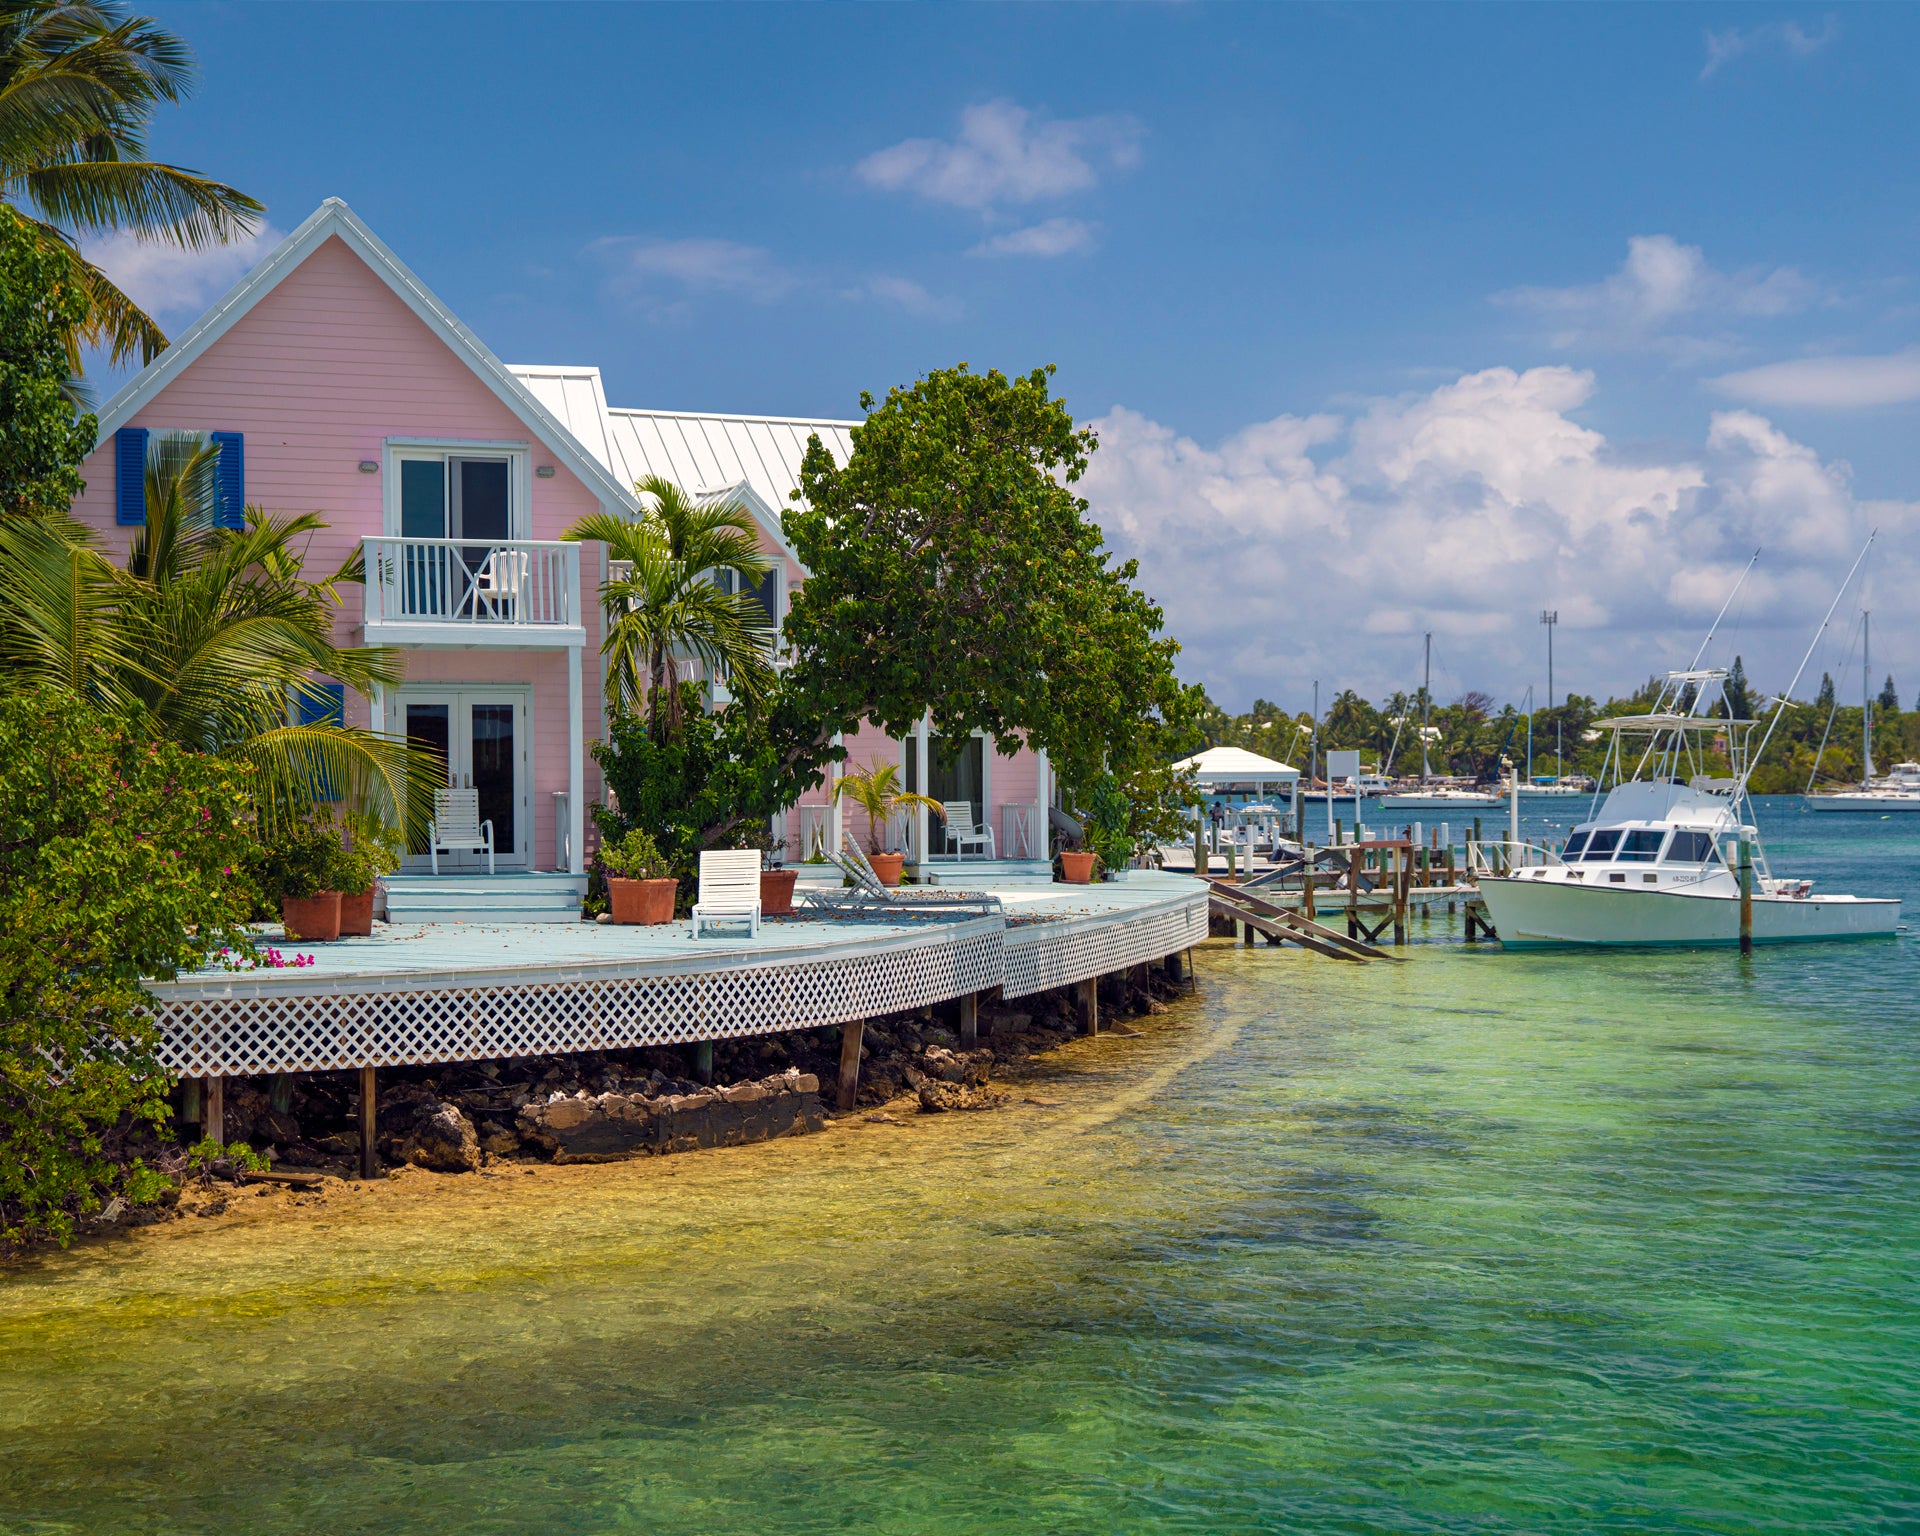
145,883,1209,1076
1001,803,1042,861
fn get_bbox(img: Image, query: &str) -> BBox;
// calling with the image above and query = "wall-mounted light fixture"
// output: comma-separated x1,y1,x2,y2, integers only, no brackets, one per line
358,460,379,474
535,464,556,479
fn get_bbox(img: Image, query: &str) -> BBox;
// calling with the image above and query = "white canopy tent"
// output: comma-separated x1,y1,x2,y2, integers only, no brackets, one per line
1174,747,1303,845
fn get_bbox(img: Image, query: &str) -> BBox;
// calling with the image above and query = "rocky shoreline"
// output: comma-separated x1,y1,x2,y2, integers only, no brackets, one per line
66,967,1186,1242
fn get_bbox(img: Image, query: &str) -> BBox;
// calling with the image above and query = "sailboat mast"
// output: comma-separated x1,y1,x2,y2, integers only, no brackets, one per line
1421,633,1432,782
1864,610,1874,785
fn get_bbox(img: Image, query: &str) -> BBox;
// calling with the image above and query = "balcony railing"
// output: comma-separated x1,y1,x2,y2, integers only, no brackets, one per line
363,537,581,643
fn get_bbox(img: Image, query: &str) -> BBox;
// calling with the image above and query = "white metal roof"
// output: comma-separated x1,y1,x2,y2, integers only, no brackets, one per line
508,367,857,568
1173,746,1302,783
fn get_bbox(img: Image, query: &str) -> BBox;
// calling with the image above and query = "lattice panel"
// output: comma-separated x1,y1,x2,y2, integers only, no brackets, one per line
1001,891,1210,1000
155,927,1005,1078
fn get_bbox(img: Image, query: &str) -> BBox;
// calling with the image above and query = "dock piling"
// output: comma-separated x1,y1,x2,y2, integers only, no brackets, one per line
204,1075,224,1146
696,1040,714,1084
959,991,978,1049
358,1065,377,1178
1739,836,1754,954
1079,977,1099,1036
837,1020,865,1112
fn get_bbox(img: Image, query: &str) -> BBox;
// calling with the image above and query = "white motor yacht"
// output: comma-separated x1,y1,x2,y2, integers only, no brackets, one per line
1478,675,1899,947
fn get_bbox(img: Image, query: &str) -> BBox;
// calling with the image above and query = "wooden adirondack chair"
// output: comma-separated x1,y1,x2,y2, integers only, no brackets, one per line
691,849,761,938
429,788,495,875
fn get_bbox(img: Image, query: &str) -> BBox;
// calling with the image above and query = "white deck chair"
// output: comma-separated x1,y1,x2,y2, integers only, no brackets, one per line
691,849,762,938
940,801,995,860
475,547,530,623
429,788,494,875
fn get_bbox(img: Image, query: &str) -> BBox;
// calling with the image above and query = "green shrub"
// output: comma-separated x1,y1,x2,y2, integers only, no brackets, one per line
0,688,254,1250
600,826,670,881
248,814,350,902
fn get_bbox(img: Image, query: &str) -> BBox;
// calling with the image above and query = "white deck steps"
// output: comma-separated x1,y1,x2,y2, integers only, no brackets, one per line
383,873,586,925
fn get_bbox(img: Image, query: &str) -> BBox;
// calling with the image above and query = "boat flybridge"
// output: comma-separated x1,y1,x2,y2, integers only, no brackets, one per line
1476,669,1900,947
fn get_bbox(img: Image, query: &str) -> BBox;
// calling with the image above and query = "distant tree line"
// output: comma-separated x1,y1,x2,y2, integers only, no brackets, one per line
1188,652,1914,793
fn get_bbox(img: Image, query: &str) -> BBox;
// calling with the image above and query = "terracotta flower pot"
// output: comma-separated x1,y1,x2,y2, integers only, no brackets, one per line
282,890,342,941
609,875,678,924
1059,850,1097,884
760,868,798,917
338,886,376,936
868,852,906,887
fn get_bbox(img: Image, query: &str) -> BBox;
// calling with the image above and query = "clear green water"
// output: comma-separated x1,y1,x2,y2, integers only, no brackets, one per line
2,801,1916,1533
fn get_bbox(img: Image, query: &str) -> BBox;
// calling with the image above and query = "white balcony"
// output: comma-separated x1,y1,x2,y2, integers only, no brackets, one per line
362,537,584,648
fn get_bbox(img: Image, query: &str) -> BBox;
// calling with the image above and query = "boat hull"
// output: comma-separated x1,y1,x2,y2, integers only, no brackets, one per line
1805,793,1920,812
1477,876,1900,947
1380,794,1501,811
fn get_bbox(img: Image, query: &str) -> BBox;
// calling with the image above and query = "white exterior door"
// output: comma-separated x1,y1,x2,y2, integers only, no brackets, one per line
401,688,531,871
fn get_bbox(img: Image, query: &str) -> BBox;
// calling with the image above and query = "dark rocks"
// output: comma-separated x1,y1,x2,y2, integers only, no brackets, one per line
379,1094,481,1172
516,1069,824,1163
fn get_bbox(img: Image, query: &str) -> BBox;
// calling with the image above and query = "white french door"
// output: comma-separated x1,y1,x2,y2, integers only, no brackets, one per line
401,688,531,871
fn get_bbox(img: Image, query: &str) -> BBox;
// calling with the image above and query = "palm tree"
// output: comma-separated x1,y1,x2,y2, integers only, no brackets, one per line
0,432,439,832
1,0,263,366
831,758,941,857
564,474,777,741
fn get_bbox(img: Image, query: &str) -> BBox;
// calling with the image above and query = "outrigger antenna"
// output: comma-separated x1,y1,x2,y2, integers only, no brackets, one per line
1737,532,1878,804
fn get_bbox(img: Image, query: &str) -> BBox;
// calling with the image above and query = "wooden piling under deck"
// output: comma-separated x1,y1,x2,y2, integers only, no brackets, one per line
204,1075,224,1145
959,992,978,1050
358,1065,377,1179
837,1019,865,1112
1079,977,1099,1035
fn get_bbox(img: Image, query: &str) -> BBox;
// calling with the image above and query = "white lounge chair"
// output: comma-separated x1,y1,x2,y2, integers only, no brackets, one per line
429,788,494,875
691,849,761,938
940,801,995,860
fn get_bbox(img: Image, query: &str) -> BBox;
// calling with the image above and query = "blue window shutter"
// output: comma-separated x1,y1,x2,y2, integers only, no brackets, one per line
115,428,148,525
297,682,346,728
296,683,346,800
210,431,245,529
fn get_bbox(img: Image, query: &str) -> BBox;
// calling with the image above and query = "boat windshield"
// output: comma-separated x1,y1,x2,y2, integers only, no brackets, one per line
1580,828,1623,861
1562,830,1590,858
1666,829,1718,864
1617,829,1665,862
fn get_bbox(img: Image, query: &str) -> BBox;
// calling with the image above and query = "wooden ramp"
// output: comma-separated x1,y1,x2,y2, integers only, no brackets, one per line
1208,881,1399,962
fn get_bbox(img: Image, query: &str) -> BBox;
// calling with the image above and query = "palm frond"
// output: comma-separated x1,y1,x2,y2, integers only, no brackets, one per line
232,724,443,841
22,155,260,247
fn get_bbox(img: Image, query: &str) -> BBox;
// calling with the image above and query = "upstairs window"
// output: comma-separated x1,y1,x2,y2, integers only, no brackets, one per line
397,454,514,542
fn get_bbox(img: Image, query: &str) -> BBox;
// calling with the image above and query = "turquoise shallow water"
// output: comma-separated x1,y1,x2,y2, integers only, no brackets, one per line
1,798,1916,1533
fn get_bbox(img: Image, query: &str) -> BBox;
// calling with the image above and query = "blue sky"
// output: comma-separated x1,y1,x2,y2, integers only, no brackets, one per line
104,3,1920,710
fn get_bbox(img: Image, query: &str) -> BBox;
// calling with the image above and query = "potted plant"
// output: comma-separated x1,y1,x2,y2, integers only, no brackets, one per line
258,817,349,941
760,853,799,918
602,827,676,924
831,759,942,887
337,811,403,936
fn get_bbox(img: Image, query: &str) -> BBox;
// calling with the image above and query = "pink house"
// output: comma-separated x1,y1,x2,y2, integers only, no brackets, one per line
71,200,1053,917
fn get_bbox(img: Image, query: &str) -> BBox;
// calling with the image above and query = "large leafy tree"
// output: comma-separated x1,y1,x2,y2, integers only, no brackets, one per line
564,474,776,742
0,686,254,1250
0,204,93,515
784,363,1187,799
0,0,262,366
0,432,438,833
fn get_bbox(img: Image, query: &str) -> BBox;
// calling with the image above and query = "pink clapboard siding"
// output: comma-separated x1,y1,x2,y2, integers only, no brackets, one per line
67,234,609,870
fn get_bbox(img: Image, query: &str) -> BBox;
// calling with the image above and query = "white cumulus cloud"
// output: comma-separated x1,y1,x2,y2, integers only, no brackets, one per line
1711,349,1920,408
853,274,963,322
84,224,284,318
589,236,793,320
1079,366,1913,709
1495,235,1820,356
856,100,1142,211
969,217,1098,259
1701,16,1837,79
